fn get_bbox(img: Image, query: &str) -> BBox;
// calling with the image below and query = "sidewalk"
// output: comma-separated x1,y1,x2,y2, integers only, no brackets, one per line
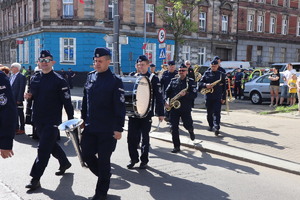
70,87,300,175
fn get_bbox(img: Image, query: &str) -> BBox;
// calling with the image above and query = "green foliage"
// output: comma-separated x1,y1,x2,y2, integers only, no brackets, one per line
275,105,298,112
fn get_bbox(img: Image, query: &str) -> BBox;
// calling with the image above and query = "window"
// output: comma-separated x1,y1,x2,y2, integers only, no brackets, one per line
60,38,76,64
144,43,156,64
182,45,190,61
270,17,276,34
24,41,29,64
146,4,154,23
24,4,27,24
297,18,300,36
281,16,288,35
63,0,74,18
108,0,114,20
34,39,40,63
283,0,289,7
222,15,228,33
257,46,262,64
248,14,254,31
165,7,173,16
198,47,206,65
257,0,265,3
271,0,277,5
280,48,286,62
166,44,175,64
257,15,264,32
269,47,274,62
199,12,206,31
18,44,23,63
183,10,190,20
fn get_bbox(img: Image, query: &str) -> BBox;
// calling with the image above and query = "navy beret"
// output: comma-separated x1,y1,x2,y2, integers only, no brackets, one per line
213,56,220,61
40,50,53,58
179,64,187,69
168,61,175,65
211,60,219,65
136,55,149,63
94,47,111,58
150,64,156,67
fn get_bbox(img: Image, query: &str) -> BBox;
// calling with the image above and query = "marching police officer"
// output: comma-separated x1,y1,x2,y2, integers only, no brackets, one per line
165,64,197,153
199,60,226,136
127,55,164,169
81,47,126,200
0,71,17,159
25,50,74,191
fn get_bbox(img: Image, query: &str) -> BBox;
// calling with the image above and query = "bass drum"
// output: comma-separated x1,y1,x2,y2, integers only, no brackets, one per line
121,76,153,118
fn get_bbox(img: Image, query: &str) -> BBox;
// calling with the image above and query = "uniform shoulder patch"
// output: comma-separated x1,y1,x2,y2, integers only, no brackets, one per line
0,94,7,106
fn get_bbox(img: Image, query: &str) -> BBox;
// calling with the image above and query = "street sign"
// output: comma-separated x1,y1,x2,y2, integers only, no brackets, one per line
159,43,166,49
158,28,166,43
159,48,166,59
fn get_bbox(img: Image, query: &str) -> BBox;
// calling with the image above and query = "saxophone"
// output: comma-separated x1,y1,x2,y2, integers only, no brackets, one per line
193,65,202,82
166,78,189,111
200,75,222,94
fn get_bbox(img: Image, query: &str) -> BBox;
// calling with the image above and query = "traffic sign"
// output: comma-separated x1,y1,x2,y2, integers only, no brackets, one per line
158,28,166,43
159,48,166,59
159,43,166,49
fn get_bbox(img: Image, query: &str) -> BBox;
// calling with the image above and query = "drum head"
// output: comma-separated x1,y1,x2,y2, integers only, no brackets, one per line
135,76,152,117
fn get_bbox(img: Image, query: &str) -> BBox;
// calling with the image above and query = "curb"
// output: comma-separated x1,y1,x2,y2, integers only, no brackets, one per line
150,132,300,176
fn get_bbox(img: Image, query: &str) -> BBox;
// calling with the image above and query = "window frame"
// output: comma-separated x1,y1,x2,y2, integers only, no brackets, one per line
270,16,276,34
199,12,206,31
198,47,206,65
143,43,156,64
257,15,264,33
62,0,74,19
146,4,155,23
60,37,76,64
182,45,190,61
222,15,228,33
248,14,254,31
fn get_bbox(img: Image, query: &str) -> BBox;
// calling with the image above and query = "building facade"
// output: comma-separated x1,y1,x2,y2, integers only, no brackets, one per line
0,0,240,75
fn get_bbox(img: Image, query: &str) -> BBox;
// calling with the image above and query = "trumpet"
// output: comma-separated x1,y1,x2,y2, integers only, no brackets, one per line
58,119,87,168
166,78,189,111
200,75,222,94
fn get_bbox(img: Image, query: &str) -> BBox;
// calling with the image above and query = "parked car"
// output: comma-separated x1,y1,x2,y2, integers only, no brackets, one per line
244,72,300,104
271,63,300,72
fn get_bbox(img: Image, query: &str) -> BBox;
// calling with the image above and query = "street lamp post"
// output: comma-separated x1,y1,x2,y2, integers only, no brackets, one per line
113,0,120,74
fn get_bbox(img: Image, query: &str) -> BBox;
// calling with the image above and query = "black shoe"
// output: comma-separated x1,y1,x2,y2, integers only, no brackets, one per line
171,147,180,153
189,132,195,141
55,162,72,176
25,179,41,190
127,160,138,169
208,127,213,131
215,130,220,136
90,194,107,200
139,162,148,169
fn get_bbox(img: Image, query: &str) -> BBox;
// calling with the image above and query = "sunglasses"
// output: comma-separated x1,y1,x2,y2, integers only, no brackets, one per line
178,70,187,72
38,58,53,63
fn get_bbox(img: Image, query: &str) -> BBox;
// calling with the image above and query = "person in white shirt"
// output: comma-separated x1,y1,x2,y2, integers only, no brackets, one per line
279,63,296,106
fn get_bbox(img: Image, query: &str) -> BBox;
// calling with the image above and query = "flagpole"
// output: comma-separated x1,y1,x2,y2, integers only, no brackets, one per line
143,0,147,47
113,0,120,75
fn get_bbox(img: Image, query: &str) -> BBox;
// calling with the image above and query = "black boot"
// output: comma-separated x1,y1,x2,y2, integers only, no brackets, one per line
25,178,41,190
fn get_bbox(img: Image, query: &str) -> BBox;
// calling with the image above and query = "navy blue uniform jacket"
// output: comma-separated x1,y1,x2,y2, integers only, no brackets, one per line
11,73,26,103
199,70,226,100
165,77,197,111
160,70,178,92
30,70,74,125
0,71,17,149
81,69,126,133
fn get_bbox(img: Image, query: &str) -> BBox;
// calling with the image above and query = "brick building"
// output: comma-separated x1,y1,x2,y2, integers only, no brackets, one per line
1,0,298,76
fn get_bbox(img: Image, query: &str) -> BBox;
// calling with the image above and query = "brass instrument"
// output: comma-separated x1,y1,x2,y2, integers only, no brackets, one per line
158,64,168,79
58,119,87,168
166,78,189,111
200,75,222,94
193,65,202,82
227,78,235,102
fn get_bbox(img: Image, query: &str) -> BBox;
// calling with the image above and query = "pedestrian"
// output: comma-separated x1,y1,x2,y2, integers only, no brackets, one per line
165,64,197,153
66,68,76,89
279,63,296,106
199,60,226,136
234,68,243,100
150,63,157,75
160,60,178,121
10,62,27,135
185,60,195,81
268,68,280,107
127,55,164,170
288,73,297,106
212,56,226,73
80,47,126,200
24,50,74,191
0,71,17,159
0,66,10,76
59,68,67,80
296,75,300,116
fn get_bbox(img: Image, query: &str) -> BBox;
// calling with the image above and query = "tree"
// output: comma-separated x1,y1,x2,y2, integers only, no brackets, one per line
156,0,201,62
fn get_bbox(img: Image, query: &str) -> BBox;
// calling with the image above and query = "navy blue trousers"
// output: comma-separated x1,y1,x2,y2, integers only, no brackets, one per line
206,99,222,130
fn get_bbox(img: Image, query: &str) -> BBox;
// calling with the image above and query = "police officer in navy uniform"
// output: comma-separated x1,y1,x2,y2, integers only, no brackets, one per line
81,47,126,200
0,71,17,159
199,60,226,136
127,55,164,169
24,50,74,191
185,60,195,81
165,64,197,153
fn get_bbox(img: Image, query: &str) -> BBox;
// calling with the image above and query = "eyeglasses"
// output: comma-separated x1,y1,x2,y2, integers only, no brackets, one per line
38,58,53,63
186,64,191,65
178,70,187,72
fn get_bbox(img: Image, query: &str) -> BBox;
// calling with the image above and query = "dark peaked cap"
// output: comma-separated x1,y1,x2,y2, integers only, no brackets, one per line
40,50,53,58
136,55,149,63
94,47,111,58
